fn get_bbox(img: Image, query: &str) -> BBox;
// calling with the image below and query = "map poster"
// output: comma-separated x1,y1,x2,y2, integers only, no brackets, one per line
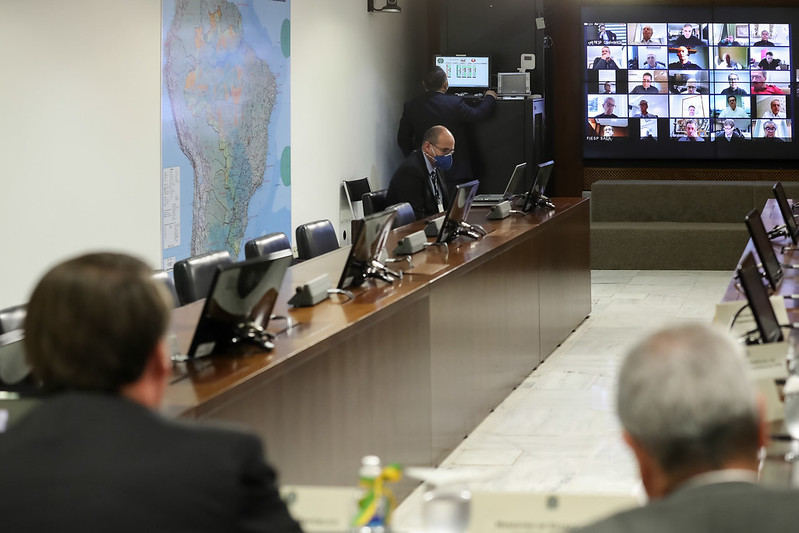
161,0,291,268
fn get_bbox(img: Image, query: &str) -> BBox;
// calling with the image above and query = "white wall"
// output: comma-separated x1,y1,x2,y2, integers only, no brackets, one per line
0,0,428,307
0,0,162,306
291,1,428,239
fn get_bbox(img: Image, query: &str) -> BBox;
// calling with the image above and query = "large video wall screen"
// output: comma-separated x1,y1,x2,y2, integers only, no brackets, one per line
582,7,797,160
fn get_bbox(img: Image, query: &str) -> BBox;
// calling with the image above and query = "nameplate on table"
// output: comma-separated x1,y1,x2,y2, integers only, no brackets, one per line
468,491,639,533
746,341,789,380
713,297,789,341
280,485,358,532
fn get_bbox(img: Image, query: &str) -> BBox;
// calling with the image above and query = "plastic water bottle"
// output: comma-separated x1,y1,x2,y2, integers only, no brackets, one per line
353,456,389,533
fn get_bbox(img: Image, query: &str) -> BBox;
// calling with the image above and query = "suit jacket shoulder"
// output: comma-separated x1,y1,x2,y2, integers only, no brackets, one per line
0,392,302,533
386,151,448,220
578,482,799,533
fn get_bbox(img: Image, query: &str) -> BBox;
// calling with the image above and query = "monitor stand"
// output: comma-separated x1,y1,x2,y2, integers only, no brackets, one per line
229,321,275,351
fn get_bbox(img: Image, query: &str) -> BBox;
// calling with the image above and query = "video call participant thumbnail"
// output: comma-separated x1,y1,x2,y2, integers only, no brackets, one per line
631,72,659,94
720,73,747,96
759,120,784,141
758,51,781,70
678,119,704,141
640,52,666,70
715,119,744,142
668,46,701,70
595,97,619,118
753,30,774,47
751,71,786,95
670,23,704,46
593,46,620,70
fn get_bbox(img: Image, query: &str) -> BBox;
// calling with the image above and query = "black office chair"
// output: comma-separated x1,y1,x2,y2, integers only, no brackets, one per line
343,177,372,219
385,202,416,229
244,232,292,260
295,220,339,261
151,270,180,308
362,189,388,216
0,304,26,335
172,250,233,306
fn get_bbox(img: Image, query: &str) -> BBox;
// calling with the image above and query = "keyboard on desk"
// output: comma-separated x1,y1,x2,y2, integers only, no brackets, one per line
471,194,507,207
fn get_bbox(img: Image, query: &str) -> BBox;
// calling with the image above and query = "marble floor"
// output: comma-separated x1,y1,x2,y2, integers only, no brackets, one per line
393,269,733,530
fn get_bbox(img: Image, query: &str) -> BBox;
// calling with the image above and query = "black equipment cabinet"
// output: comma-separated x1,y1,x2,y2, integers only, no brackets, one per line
471,97,546,194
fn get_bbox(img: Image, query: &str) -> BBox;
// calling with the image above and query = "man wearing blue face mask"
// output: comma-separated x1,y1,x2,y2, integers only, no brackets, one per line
387,125,454,220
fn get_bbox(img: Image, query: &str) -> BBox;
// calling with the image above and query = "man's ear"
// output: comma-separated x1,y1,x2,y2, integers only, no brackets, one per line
623,430,666,500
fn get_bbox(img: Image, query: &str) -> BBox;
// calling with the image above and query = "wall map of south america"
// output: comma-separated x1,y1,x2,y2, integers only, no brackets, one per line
161,0,291,266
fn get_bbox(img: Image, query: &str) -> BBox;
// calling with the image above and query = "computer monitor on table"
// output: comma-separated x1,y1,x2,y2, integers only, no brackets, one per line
773,182,799,246
745,207,784,292
737,251,784,344
187,250,293,358
338,209,399,290
436,180,481,244
435,55,490,91
522,160,555,212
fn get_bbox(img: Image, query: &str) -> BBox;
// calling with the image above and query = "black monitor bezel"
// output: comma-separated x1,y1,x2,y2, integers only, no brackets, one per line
737,251,784,343
581,7,797,162
744,207,784,291
773,182,799,245
187,250,293,358
337,210,398,290
522,160,555,212
436,180,481,244
434,54,492,91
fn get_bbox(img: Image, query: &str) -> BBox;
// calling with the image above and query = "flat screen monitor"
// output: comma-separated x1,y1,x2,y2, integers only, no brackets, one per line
737,251,784,343
522,160,555,212
435,55,490,90
338,210,398,289
581,7,797,161
497,72,531,96
187,250,293,358
436,180,480,244
745,207,784,292
773,182,799,245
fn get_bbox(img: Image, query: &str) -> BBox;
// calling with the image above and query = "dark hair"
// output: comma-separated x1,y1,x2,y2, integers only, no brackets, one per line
423,66,448,91
24,253,171,393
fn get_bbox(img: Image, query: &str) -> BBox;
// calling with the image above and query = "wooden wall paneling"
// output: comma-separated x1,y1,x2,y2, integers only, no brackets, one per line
199,295,434,498
428,233,541,463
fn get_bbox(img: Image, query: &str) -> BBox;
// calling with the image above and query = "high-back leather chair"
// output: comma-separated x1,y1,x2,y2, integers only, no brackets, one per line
151,270,180,308
295,220,339,261
244,232,292,260
342,177,371,220
0,304,27,335
172,250,233,306
385,202,416,229
362,189,388,216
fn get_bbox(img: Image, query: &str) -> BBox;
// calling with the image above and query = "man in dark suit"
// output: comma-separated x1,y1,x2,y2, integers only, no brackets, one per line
387,125,453,220
578,323,799,533
0,253,302,533
596,24,617,43
397,66,496,190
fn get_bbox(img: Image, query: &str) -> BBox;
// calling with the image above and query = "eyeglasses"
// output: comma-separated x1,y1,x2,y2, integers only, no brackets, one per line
765,126,777,131
433,145,455,156
729,77,739,81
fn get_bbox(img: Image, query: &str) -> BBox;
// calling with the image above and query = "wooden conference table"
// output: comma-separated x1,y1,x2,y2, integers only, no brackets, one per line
163,198,590,493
